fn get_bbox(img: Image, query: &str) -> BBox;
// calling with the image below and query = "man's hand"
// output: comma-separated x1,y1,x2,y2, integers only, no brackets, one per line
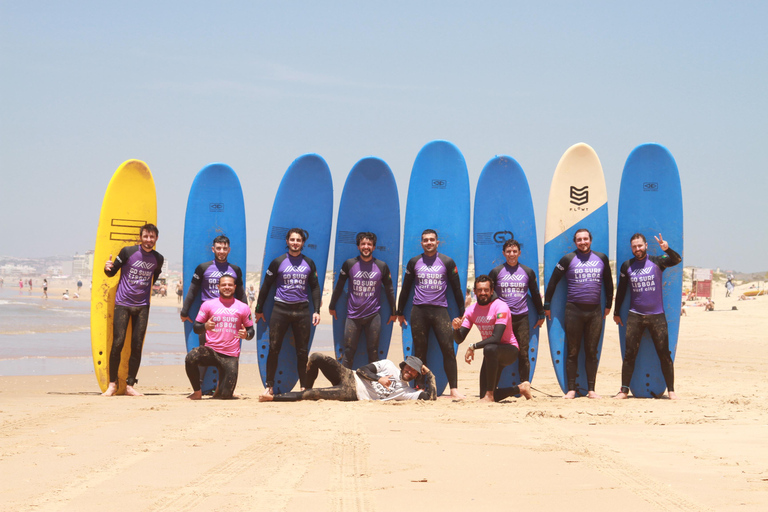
614,314,623,327
420,365,431,375
180,315,191,323
544,310,551,321
104,254,114,272
604,308,611,319
387,315,397,325
312,313,321,326
237,326,248,338
329,309,337,320
451,316,465,330
254,312,264,323
535,318,545,329
378,376,392,388
465,346,475,364
655,233,669,251
205,317,216,331
398,315,408,327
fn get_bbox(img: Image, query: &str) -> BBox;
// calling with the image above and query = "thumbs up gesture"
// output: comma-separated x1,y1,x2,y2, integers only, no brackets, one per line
105,254,114,272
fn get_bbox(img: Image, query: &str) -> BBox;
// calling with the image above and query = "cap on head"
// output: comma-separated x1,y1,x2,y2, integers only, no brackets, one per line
399,355,423,372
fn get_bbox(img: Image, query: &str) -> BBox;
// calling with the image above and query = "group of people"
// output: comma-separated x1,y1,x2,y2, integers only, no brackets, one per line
101,223,681,403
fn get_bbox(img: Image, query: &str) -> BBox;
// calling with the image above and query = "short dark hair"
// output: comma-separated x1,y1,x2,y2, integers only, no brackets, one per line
140,223,159,237
286,228,308,242
356,232,377,246
630,233,646,243
474,274,494,290
502,239,521,252
218,274,236,284
421,229,438,239
212,235,230,246
573,228,591,242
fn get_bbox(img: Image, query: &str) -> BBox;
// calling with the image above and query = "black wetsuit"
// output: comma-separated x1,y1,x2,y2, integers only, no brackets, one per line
397,253,465,389
454,319,520,401
544,250,613,393
186,323,255,399
614,248,682,394
255,253,321,389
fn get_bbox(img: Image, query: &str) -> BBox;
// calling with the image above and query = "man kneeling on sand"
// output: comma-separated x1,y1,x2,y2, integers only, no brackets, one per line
259,354,436,402
186,274,254,400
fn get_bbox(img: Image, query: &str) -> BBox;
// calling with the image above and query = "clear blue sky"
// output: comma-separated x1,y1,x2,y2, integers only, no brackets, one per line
2,1,766,273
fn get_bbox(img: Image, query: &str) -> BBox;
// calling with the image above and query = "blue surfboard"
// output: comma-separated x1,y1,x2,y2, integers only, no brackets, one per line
544,143,609,396
473,155,540,393
401,140,470,396
182,163,247,394
616,143,683,398
331,157,400,369
256,154,333,394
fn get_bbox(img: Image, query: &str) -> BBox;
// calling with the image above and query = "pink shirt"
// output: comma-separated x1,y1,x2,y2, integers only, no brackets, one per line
195,297,253,357
461,299,518,348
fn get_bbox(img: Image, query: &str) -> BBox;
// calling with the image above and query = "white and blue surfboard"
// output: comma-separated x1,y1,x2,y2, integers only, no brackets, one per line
256,154,333,394
616,143,683,398
401,140,470,396
332,157,400,369
544,143,609,396
182,163,247,394
473,155,540,392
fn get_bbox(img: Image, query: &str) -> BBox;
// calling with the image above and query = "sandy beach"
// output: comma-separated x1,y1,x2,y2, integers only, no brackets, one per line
1,281,767,511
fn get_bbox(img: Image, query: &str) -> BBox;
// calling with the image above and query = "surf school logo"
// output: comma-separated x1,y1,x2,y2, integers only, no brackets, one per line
493,231,514,243
284,265,309,273
574,260,600,268
353,271,379,279
432,179,447,189
500,273,525,282
643,182,659,192
569,186,589,206
630,267,653,276
209,203,224,212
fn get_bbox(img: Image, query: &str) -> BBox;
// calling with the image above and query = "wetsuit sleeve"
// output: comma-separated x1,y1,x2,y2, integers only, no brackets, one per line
180,262,207,317
488,266,501,287
442,255,465,317
305,257,322,314
524,264,545,316
396,257,418,316
544,253,573,308
255,257,281,314
613,260,631,313
153,252,164,284
417,371,437,400
472,323,507,350
356,363,379,382
328,259,352,311
244,325,255,340
598,252,614,310
653,248,682,270
104,246,132,277
192,320,207,335
453,326,471,343
379,261,397,316
233,264,248,305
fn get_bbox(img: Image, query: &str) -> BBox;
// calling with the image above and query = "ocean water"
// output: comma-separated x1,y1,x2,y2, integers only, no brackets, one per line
0,287,333,377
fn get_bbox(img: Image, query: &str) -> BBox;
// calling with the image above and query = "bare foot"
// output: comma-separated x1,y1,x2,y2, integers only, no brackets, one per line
187,390,203,400
587,391,601,399
449,388,466,400
668,391,679,400
259,390,274,402
518,381,532,400
101,382,117,396
613,391,629,399
563,390,576,399
125,385,143,396
479,391,494,403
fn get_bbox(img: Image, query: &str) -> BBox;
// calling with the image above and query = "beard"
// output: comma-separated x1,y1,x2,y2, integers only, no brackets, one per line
477,295,492,306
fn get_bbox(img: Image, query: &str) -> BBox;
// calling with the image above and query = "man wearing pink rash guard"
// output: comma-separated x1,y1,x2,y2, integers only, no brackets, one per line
186,274,254,400
452,275,532,402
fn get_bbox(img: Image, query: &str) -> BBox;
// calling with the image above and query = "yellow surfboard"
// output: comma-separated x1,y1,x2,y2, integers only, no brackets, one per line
90,160,157,394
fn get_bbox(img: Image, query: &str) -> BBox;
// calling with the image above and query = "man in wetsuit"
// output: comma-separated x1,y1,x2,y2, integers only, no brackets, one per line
544,228,613,399
186,274,254,400
453,275,532,402
180,235,248,347
102,223,164,396
259,354,436,402
397,229,466,399
613,233,681,400
328,232,397,368
487,239,545,393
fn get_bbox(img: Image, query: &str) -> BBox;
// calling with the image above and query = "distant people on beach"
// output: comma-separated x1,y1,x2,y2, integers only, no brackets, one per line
62,289,69,300
725,278,734,297
739,294,756,301
247,285,256,305
19,279,23,292
704,298,715,311
176,281,183,304
28,279,33,293
77,279,83,294
42,279,48,299
680,301,687,316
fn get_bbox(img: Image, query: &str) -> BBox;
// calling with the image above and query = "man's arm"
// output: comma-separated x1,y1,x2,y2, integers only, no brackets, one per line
613,260,631,325
543,253,573,313
356,363,379,382
524,264,546,317
417,370,437,401
306,257,322,314
396,258,417,316
654,248,682,270
470,323,507,350
328,260,351,313
180,263,206,318
442,255,466,316
233,264,249,305
379,261,397,317
254,257,281,314
598,252,614,312
192,320,207,335
104,246,130,277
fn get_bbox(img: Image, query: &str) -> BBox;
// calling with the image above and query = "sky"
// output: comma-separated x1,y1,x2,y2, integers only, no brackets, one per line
1,1,766,273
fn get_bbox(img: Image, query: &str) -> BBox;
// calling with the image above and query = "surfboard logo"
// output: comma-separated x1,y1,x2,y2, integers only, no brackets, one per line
643,182,659,192
109,218,145,241
493,231,514,243
569,186,589,206
209,203,225,212
432,179,447,189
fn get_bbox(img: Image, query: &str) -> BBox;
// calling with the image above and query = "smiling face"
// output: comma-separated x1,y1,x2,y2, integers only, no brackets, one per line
213,242,231,262
287,233,305,255
631,237,648,260
503,245,520,266
421,233,439,255
218,275,236,299
139,229,158,252
358,238,375,259
574,230,592,253
474,280,493,305
401,364,420,381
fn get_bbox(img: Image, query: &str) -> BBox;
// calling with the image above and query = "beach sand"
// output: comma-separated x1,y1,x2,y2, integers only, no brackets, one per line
1,282,767,511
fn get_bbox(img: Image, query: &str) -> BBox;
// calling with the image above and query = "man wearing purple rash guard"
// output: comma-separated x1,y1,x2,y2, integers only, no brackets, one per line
328,232,397,368
453,275,533,402
180,235,248,348
255,228,321,397
544,228,613,399
613,233,681,400
487,239,545,395
397,229,466,399
102,223,164,397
